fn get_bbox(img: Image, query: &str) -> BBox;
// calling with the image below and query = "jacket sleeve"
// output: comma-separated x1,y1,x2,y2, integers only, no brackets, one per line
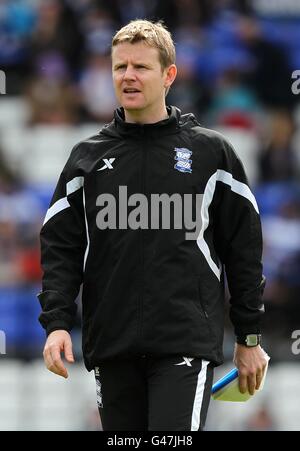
212,136,265,336
37,145,87,336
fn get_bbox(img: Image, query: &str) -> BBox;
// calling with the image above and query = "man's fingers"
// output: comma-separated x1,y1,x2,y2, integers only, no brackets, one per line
43,331,74,378
255,360,268,389
235,345,269,395
43,347,52,371
238,373,248,394
48,363,68,378
49,346,68,378
247,374,256,395
239,369,264,394
64,341,75,363
255,369,263,390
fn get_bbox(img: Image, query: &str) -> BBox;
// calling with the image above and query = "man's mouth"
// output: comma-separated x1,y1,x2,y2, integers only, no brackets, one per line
123,88,141,93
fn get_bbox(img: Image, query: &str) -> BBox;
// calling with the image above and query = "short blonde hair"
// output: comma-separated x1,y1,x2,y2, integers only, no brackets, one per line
112,19,176,70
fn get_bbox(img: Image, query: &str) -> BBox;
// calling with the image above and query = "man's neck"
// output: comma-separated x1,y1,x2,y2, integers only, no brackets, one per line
124,106,169,124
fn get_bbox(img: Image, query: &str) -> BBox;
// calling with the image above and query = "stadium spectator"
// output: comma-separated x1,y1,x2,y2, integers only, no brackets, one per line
237,15,295,109
207,67,261,129
28,0,84,79
0,0,36,93
79,52,118,123
259,110,300,182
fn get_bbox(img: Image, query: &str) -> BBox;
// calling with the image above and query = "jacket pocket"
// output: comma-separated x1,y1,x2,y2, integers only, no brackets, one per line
192,278,208,318
199,295,209,319
195,278,216,339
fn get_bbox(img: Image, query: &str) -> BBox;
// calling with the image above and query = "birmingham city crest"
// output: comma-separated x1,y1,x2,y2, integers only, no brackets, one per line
174,148,193,173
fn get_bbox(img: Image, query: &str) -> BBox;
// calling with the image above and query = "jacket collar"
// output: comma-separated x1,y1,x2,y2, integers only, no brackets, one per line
113,106,181,138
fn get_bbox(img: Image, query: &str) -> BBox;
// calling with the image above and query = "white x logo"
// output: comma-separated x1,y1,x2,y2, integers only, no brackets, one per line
97,158,115,171
174,357,195,367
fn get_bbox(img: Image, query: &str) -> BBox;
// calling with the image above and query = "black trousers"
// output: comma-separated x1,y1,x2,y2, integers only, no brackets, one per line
94,355,214,431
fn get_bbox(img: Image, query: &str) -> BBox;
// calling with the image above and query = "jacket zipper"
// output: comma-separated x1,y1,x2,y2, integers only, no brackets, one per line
138,133,147,350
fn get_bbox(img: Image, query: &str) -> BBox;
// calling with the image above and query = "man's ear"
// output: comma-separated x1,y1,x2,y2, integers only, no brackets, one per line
164,64,177,91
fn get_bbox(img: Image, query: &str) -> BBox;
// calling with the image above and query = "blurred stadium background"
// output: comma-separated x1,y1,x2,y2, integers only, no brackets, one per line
0,0,300,431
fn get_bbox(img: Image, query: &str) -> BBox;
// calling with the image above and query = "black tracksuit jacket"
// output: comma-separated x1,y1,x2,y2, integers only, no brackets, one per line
38,106,265,371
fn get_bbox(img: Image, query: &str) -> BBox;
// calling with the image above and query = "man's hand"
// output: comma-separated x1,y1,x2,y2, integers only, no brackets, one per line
43,330,75,379
234,344,268,395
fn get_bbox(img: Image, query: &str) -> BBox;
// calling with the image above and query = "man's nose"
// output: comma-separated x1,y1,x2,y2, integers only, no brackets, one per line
123,66,137,80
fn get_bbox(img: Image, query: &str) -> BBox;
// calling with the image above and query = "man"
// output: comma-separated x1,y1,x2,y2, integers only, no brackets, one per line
38,19,268,431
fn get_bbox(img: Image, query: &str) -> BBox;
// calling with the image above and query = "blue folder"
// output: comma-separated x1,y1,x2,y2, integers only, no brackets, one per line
211,368,238,394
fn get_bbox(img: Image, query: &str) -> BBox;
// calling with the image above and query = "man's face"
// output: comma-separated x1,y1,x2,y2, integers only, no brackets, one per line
112,41,175,118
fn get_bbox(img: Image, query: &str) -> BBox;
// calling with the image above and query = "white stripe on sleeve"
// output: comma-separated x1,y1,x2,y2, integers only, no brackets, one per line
217,170,259,214
83,187,90,271
43,176,84,225
43,197,70,225
196,169,259,280
66,176,84,196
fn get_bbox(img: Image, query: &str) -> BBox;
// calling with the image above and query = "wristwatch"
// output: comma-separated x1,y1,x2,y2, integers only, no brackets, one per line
236,334,262,347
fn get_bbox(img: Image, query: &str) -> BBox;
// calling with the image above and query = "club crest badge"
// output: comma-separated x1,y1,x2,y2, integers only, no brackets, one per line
174,148,193,173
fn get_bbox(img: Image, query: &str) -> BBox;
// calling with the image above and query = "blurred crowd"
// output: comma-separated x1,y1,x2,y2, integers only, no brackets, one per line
0,0,300,360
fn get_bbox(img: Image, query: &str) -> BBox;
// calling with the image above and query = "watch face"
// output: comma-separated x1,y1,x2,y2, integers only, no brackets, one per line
236,334,261,346
246,335,259,346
